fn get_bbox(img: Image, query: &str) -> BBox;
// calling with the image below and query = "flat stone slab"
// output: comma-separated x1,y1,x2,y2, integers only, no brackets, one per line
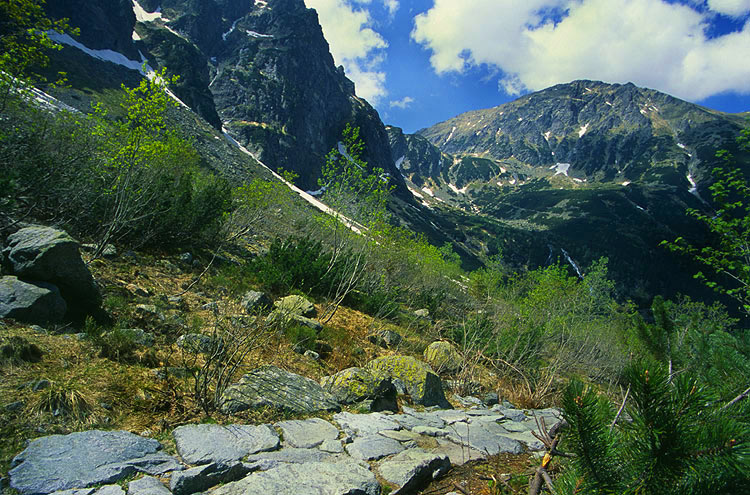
170,462,251,495
173,424,279,465
319,439,345,453
127,477,171,495
221,366,340,415
392,412,445,430
445,422,523,456
346,435,404,461
275,418,339,448
378,449,451,494
431,439,486,466
412,426,448,437
211,461,380,495
245,447,332,471
334,411,400,437
379,430,422,442
9,430,177,495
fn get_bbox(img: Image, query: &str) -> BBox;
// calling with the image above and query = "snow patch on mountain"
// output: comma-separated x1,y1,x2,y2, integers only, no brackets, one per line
578,123,589,138
223,18,241,41
395,156,405,170
421,186,435,197
408,187,424,199
48,32,149,74
246,30,273,38
551,163,570,176
132,1,164,22
448,183,468,195
444,126,456,145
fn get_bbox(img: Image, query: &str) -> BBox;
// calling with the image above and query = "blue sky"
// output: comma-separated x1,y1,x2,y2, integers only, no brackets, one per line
304,0,750,133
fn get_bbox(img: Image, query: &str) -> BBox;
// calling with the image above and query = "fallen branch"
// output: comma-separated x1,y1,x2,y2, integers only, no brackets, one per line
721,385,750,411
610,385,630,432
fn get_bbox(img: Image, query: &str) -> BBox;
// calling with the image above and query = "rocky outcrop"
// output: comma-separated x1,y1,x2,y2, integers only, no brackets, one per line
9,401,562,495
220,365,340,415
366,355,451,409
240,290,272,314
0,276,67,324
3,226,101,315
273,295,316,318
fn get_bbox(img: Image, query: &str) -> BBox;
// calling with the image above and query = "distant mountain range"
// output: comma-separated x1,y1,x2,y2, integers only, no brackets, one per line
39,0,749,307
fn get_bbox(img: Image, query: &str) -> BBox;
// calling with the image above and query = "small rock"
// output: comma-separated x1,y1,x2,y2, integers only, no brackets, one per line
413,309,430,319
273,295,315,318
135,305,163,321
367,329,402,348
179,253,193,264
176,333,223,355
240,291,272,314
303,350,319,360
127,285,150,298
483,392,500,407
345,435,404,461
93,485,125,495
412,426,448,437
201,302,219,312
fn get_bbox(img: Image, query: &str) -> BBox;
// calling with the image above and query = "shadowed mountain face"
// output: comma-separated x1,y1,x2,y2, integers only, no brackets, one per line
44,0,403,194
387,81,748,306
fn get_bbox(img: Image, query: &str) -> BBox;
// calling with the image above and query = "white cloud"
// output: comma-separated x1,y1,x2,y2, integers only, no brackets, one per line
412,0,750,101
708,0,750,17
390,96,415,109
306,0,389,104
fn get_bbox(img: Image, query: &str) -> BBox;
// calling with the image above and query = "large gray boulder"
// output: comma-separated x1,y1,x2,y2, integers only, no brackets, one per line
220,365,340,415
0,276,67,324
9,430,180,495
2,226,101,313
172,424,279,465
366,355,451,409
378,449,451,494
211,461,380,495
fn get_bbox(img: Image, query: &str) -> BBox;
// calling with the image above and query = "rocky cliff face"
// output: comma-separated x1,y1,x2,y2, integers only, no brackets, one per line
46,0,403,193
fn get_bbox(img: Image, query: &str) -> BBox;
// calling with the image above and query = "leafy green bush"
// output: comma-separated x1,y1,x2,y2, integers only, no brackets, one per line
250,236,351,296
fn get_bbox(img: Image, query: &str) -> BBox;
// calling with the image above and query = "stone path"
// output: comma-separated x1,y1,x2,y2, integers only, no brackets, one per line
9,402,561,495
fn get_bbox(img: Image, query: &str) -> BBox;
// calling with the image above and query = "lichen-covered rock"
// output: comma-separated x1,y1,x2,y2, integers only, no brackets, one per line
273,295,315,318
220,365,340,415
2,226,101,313
0,276,67,324
423,341,463,373
321,368,380,404
366,355,451,409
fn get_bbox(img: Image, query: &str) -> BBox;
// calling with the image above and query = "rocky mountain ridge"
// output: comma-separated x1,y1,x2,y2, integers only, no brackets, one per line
44,0,404,193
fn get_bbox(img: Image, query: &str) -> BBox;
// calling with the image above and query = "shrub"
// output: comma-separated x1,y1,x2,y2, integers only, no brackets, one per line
28,379,96,422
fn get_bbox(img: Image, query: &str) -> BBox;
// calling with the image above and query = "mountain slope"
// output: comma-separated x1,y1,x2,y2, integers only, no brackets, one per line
388,81,748,305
